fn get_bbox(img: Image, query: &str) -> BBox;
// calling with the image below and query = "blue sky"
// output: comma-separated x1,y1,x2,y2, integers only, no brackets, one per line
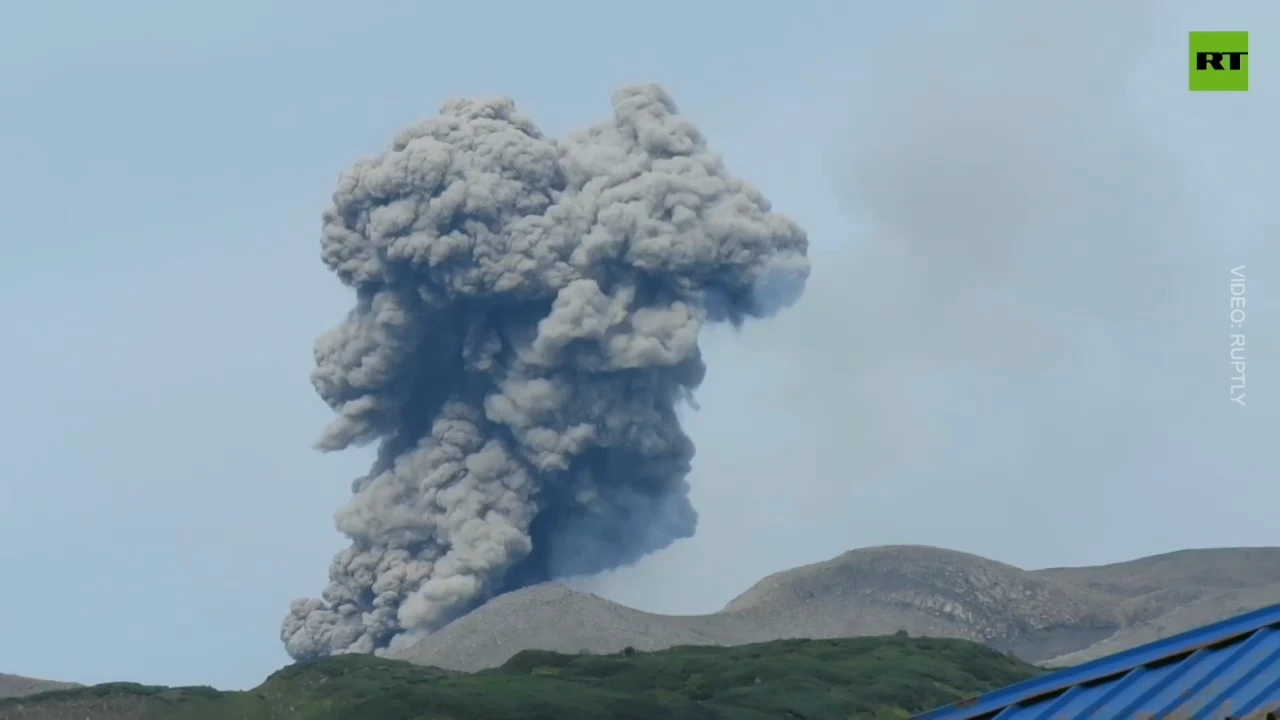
1,0,1275,692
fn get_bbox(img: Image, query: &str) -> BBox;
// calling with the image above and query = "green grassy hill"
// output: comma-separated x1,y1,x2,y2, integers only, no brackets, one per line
0,635,1042,720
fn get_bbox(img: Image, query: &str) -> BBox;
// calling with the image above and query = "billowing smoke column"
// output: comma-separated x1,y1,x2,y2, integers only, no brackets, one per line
281,84,809,660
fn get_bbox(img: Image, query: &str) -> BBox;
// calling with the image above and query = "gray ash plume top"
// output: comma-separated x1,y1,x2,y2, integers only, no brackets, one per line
281,84,809,660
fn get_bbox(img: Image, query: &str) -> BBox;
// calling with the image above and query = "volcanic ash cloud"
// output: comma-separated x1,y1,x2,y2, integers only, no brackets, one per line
281,84,810,660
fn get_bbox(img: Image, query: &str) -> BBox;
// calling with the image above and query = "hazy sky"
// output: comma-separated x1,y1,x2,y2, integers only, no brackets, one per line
1,0,1274,692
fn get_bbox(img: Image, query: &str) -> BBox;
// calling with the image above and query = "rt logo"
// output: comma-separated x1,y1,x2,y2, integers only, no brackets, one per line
1190,31,1249,91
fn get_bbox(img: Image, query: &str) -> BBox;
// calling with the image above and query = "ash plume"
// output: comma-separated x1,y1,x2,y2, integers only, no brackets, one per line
280,84,809,660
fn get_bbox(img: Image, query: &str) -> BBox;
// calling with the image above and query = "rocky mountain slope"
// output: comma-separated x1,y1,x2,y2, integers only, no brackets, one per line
0,674,78,700
8,544,1278,688
389,545,1280,672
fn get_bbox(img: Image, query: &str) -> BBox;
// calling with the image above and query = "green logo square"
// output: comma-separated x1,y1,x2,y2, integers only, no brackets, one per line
1190,31,1249,92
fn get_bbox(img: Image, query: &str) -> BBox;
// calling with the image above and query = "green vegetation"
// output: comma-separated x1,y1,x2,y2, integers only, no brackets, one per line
0,636,1042,720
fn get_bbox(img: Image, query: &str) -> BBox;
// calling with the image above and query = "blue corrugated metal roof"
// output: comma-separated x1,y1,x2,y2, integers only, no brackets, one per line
915,603,1280,720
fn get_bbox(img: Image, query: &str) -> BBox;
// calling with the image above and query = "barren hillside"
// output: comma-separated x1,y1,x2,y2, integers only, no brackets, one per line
0,674,78,700
390,545,1280,672
385,583,725,672
1044,581,1280,666
12,545,1279,684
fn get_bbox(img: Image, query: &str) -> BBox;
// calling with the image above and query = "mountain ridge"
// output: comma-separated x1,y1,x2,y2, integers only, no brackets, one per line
0,674,78,701
388,544,1280,672
7,544,1279,696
